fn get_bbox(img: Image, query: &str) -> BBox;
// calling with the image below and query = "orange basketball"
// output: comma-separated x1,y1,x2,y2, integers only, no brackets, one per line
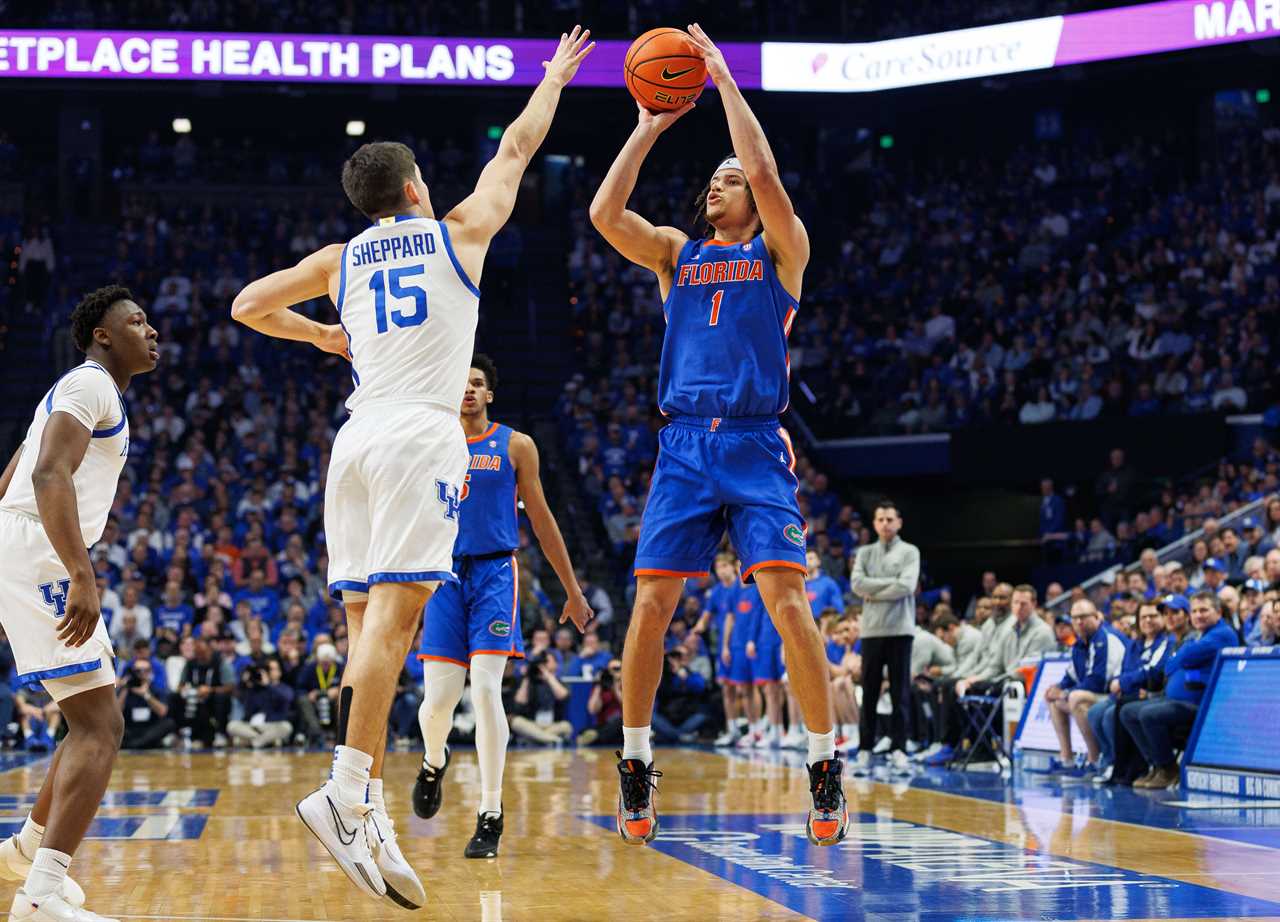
624,28,707,112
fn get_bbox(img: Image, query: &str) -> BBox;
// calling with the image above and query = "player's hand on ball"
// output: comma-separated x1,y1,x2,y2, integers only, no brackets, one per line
542,25,596,87
314,323,351,361
560,591,594,632
686,23,730,84
57,576,102,647
637,99,695,133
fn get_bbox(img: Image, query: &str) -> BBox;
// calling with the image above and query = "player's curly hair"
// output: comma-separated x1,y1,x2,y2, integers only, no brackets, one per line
471,353,498,392
70,285,133,352
692,153,760,238
342,141,417,219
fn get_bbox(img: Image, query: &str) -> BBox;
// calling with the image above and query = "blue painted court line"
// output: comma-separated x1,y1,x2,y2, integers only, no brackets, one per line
711,746,1280,851
584,811,1280,921
0,788,219,809
0,814,208,840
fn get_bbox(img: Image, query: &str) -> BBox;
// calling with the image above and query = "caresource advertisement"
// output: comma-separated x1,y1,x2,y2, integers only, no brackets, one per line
0,30,762,88
763,0,1280,92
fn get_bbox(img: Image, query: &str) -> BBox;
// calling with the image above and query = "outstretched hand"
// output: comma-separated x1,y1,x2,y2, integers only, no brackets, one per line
686,23,731,85
637,99,695,134
542,25,596,87
560,590,595,632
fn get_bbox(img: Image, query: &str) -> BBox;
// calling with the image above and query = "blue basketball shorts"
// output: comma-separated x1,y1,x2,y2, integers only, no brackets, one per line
723,645,753,685
752,643,785,684
634,416,807,584
419,554,524,667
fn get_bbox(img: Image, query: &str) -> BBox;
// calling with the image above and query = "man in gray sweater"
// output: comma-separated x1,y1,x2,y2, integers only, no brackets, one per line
849,499,920,775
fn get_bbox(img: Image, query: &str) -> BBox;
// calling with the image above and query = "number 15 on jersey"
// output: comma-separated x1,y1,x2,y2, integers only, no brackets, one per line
369,266,429,334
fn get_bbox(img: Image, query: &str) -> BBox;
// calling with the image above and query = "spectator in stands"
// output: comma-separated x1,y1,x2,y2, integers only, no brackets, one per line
1248,600,1277,647
1052,613,1076,651
1201,558,1228,595
1089,601,1172,784
850,500,920,775
118,658,176,750
1121,591,1238,789
227,660,294,749
1039,479,1068,561
112,584,153,639
1045,600,1128,776
1221,528,1250,579
510,651,573,745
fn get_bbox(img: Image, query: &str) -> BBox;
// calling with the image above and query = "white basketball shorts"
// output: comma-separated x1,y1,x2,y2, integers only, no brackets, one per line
325,401,468,600
0,509,115,698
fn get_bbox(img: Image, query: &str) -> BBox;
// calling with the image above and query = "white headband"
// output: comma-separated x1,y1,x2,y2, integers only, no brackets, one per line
713,156,744,177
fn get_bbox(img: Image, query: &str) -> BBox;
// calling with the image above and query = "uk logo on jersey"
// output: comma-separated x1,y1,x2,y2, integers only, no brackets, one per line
436,480,461,521
39,579,72,618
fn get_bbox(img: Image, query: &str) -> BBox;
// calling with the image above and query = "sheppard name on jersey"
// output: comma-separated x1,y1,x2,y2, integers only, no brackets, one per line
351,232,437,268
676,259,765,287
470,454,503,471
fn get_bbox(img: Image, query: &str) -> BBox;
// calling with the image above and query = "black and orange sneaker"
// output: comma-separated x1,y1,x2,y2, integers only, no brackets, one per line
806,758,849,846
615,752,662,845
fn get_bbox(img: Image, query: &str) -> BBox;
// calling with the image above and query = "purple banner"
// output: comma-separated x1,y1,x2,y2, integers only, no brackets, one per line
0,29,761,88
1056,0,1280,65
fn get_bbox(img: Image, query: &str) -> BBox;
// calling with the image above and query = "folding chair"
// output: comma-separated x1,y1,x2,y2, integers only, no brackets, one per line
950,693,1006,771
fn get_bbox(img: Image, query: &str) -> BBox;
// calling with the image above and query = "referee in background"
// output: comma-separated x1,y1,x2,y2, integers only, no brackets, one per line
850,499,920,776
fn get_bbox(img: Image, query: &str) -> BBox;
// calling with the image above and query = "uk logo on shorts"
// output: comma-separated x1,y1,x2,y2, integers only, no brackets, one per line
783,524,805,547
488,620,512,638
38,579,72,618
436,479,461,521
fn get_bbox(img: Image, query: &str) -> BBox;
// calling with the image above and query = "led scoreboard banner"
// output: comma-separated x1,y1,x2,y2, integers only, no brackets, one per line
1,1,1278,90
1183,646,1280,799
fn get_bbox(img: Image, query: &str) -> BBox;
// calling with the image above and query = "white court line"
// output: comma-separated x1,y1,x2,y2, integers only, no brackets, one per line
1,916,325,922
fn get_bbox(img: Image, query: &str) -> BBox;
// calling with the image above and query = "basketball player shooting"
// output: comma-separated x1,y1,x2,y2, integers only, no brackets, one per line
231,26,594,909
589,23,849,848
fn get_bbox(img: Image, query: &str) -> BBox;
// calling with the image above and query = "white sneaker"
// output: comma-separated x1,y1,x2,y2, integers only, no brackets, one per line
753,729,781,749
0,837,85,907
713,729,739,747
850,750,872,777
889,750,912,776
781,728,807,750
872,736,892,755
735,732,759,749
296,780,386,900
10,888,117,922
367,807,426,910
914,742,943,762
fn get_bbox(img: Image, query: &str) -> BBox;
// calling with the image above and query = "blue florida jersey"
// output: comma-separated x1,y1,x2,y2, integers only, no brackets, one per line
455,422,519,556
657,234,798,419
705,582,740,647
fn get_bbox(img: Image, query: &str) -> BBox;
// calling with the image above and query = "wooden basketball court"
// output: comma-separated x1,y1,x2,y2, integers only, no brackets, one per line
1,746,1277,920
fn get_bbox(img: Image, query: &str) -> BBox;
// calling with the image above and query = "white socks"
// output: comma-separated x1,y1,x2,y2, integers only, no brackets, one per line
25,848,70,900
368,778,386,815
808,729,836,764
479,790,502,817
17,816,44,860
331,745,373,808
622,725,652,765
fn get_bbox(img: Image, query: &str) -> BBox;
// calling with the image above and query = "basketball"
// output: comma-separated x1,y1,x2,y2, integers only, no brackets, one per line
625,27,707,112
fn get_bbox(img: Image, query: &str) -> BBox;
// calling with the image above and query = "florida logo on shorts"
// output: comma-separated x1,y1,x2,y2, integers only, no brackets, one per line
489,620,512,637
783,523,805,547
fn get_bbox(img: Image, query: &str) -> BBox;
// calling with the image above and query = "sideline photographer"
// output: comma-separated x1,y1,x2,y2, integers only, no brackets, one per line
577,658,624,746
510,650,573,744
117,659,177,750
227,659,295,749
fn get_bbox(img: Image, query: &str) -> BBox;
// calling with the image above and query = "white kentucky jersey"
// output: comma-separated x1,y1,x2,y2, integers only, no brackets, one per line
0,360,130,547
337,214,480,415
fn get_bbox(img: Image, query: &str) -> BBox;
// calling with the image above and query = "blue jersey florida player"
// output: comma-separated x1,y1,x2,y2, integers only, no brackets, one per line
704,552,759,747
590,23,847,847
411,355,591,859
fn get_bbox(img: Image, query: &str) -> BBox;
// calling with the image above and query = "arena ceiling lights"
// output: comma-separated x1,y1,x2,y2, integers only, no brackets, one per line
0,0,1276,92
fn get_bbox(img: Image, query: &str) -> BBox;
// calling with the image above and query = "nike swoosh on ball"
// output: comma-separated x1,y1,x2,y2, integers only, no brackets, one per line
661,66,695,80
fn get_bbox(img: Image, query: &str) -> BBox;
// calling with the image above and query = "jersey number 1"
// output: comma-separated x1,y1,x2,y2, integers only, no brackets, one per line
709,288,724,327
369,266,429,334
